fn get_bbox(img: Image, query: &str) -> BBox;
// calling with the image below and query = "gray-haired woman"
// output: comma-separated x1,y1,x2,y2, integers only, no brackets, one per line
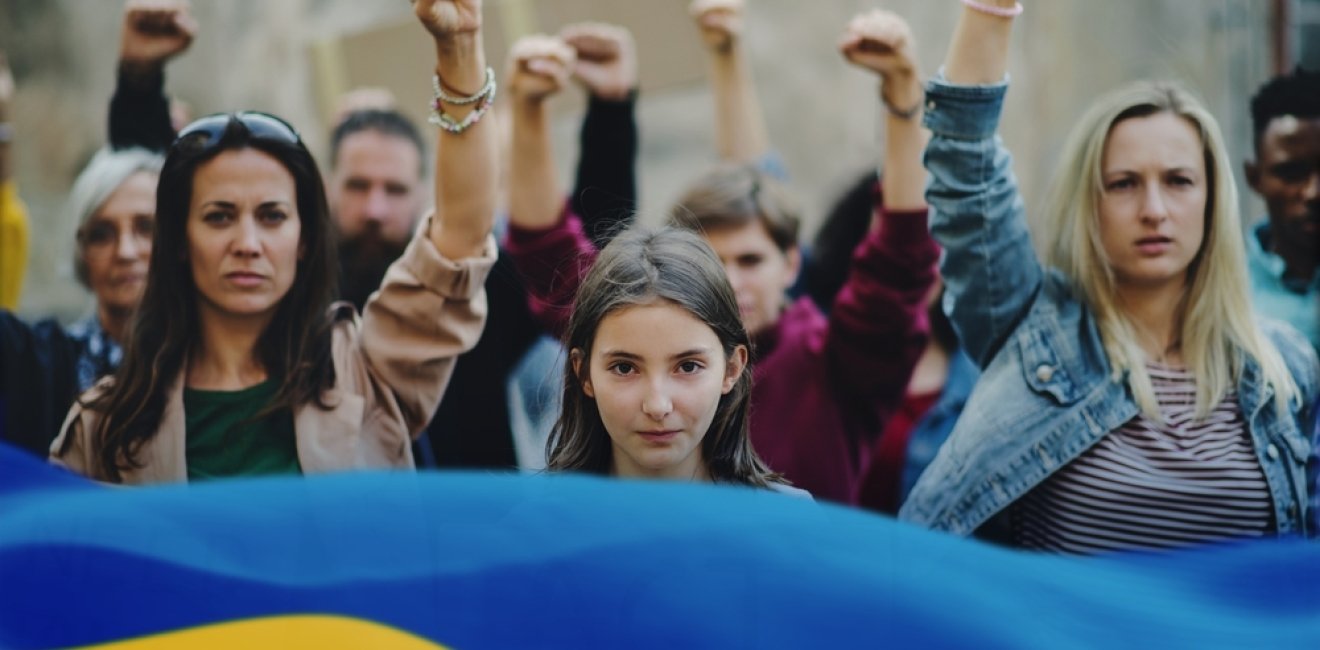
1,147,162,458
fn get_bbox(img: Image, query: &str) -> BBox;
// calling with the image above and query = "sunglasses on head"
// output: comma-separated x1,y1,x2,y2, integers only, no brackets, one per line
172,111,302,155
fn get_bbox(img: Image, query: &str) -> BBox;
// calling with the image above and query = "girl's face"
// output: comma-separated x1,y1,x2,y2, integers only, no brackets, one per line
186,148,302,326
81,171,157,315
577,300,747,482
1097,112,1208,294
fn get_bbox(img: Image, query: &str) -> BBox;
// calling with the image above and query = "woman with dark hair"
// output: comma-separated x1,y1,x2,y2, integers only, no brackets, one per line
547,226,803,495
50,0,498,483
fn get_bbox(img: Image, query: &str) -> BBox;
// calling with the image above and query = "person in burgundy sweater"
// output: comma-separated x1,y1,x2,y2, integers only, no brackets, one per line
808,173,980,514
503,9,937,504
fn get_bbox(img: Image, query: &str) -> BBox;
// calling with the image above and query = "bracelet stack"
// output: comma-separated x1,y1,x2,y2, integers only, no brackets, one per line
428,67,497,135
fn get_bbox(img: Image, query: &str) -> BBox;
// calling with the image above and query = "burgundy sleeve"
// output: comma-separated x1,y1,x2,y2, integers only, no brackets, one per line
825,194,940,423
503,204,600,338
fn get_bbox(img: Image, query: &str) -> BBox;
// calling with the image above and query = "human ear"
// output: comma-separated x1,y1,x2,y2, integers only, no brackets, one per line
571,348,594,398
1243,159,1262,194
781,245,802,290
722,345,748,394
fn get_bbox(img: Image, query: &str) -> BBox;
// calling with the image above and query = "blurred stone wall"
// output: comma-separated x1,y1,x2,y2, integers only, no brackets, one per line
0,0,1276,320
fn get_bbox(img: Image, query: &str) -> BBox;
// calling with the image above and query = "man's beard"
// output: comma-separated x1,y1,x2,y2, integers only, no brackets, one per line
338,225,409,311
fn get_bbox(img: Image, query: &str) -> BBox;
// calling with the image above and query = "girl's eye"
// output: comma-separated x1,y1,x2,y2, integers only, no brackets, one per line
1168,175,1194,187
202,211,231,224
608,362,636,376
677,360,704,374
1106,178,1135,191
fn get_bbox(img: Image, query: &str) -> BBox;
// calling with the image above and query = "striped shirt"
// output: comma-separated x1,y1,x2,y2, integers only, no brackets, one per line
1013,363,1274,554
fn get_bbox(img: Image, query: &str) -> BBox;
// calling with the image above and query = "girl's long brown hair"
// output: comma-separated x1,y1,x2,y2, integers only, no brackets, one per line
546,227,781,488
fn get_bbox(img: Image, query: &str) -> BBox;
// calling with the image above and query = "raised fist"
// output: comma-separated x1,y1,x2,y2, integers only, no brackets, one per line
690,0,744,53
560,23,636,102
506,35,577,105
413,0,482,41
120,0,198,71
839,9,920,84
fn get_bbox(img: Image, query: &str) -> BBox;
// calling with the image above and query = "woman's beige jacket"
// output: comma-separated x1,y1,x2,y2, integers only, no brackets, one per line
50,218,496,484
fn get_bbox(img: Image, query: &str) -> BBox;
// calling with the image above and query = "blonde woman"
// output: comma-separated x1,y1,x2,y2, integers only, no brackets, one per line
899,1,1318,552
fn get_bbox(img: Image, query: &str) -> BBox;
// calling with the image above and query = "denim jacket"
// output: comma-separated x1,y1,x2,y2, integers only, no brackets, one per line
899,348,979,503
897,78,1320,540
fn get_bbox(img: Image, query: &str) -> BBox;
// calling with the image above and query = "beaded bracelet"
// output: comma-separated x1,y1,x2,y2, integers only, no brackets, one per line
960,0,1024,18
429,67,497,135
430,93,496,134
432,67,496,106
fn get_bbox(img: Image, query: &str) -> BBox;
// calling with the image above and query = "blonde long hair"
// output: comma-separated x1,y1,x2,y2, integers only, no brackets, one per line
1038,81,1297,419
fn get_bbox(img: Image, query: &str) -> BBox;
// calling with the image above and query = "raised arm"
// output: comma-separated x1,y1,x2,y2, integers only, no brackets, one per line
823,10,938,409
109,0,196,152
945,0,1015,85
691,0,769,163
505,35,576,232
840,9,927,211
561,22,640,246
415,0,498,260
923,1,1039,366
348,0,501,435
502,34,597,336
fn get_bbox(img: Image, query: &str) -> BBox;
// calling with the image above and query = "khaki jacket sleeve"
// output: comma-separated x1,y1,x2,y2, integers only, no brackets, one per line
353,214,497,437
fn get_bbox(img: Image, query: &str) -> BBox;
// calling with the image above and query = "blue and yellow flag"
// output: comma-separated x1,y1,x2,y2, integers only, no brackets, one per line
1,442,1318,649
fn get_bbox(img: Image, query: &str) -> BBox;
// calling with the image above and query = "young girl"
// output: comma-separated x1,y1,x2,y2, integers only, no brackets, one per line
546,226,807,497
900,1,1319,551
506,8,939,504
49,0,499,483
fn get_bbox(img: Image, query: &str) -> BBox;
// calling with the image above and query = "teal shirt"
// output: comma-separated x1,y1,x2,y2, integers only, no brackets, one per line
184,379,301,481
1247,222,1320,354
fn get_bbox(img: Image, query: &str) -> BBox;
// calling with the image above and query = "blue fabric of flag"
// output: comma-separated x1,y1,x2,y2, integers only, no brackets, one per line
1,442,1317,649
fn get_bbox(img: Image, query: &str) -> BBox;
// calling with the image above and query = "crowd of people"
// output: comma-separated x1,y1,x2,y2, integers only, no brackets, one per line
1,0,1318,554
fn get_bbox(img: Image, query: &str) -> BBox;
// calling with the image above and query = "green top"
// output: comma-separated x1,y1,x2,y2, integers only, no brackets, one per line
184,379,301,481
